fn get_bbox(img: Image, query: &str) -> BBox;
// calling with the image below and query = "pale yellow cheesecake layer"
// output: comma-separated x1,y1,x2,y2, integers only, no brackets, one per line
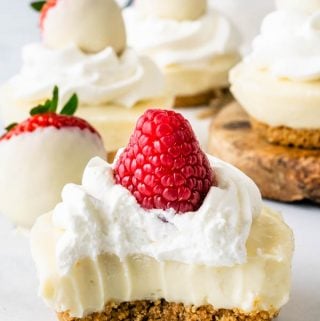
0,86,173,152
230,62,320,129
164,54,239,97
31,207,293,318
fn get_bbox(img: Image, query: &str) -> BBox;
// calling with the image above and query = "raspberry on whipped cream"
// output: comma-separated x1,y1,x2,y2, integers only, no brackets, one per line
41,109,262,273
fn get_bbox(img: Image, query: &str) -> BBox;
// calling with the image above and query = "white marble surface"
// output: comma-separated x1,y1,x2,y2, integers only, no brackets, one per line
0,1,319,321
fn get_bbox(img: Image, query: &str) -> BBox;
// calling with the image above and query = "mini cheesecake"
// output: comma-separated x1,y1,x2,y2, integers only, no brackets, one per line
30,110,293,321
230,3,320,149
123,0,240,107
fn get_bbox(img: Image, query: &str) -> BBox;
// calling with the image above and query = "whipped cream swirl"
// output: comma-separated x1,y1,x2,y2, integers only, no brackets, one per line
53,156,261,275
123,6,240,67
7,43,164,108
247,10,320,81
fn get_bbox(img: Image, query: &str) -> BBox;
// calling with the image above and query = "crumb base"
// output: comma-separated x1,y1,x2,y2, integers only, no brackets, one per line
208,101,320,203
57,299,278,321
251,118,320,149
174,88,229,108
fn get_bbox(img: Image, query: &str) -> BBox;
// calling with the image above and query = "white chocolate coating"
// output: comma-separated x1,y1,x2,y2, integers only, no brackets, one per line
0,128,105,228
43,0,126,53
136,0,207,21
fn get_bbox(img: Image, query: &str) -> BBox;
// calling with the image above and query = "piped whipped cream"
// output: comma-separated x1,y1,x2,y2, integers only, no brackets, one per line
53,155,261,275
124,5,240,67
6,44,164,108
247,9,320,81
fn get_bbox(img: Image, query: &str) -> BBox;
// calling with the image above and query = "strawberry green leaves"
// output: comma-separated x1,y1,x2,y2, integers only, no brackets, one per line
5,123,18,132
31,1,46,12
30,86,78,116
51,85,59,112
60,94,78,116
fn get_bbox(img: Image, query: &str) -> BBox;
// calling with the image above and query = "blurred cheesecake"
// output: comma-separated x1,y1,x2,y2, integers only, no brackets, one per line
0,0,173,154
230,0,320,148
124,0,240,107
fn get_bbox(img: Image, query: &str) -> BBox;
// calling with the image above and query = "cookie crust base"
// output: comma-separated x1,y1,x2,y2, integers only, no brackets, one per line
208,101,320,203
174,88,229,108
251,118,320,149
57,299,279,321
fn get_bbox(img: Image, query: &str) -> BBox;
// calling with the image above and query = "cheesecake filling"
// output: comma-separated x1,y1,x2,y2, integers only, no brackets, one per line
30,156,293,317
230,9,320,129
31,208,293,318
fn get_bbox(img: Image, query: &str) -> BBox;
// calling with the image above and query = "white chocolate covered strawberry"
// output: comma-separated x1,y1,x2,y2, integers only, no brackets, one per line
32,0,126,53
0,87,106,228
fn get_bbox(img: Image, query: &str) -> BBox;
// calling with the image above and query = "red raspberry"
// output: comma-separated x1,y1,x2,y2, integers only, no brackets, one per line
114,109,217,213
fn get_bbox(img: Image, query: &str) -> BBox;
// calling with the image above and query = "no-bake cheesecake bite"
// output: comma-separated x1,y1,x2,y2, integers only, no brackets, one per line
208,0,320,203
0,88,106,229
230,0,320,149
31,109,294,321
124,0,240,107
0,0,172,154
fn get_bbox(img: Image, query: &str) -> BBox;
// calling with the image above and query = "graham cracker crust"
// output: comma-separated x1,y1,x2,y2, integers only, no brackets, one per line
174,88,230,108
251,118,320,149
57,299,278,321
107,151,117,163
208,101,320,203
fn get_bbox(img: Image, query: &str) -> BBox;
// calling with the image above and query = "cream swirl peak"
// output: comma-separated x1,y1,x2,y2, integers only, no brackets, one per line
53,156,261,275
247,9,320,81
6,44,164,108
124,6,240,67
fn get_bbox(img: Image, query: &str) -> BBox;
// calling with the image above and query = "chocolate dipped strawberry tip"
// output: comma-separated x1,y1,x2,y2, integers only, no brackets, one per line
0,86,99,141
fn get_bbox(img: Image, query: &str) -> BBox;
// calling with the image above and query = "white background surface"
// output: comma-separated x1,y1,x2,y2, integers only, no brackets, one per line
0,1,319,321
